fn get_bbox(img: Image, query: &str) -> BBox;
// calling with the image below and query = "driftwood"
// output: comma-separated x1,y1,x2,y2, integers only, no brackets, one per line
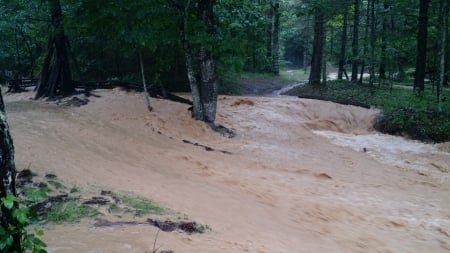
30,194,68,214
182,139,232,155
297,94,371,109
94,218,202,234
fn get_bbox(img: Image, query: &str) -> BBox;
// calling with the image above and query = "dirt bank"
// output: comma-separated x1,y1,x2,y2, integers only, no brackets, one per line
4,89,450,253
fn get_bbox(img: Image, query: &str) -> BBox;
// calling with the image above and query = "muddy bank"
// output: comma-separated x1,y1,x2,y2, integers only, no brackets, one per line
4,90,450,253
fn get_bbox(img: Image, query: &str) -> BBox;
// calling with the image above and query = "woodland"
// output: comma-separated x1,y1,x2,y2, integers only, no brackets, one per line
0,0,450,251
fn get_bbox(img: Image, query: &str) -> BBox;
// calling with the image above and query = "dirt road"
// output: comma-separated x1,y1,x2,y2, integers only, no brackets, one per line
5,89,450,253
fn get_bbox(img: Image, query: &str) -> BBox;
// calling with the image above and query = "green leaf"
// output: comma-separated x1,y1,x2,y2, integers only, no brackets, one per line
1,195,16,210
34,228,44,237
12,208,29,224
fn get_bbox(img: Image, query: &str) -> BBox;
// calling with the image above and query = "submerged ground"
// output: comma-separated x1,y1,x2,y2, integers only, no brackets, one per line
4,88,450,253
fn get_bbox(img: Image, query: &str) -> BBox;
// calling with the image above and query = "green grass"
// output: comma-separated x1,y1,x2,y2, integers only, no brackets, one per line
102,191,165,217
47,198,99,223
279,68,310,82
287,80,450,142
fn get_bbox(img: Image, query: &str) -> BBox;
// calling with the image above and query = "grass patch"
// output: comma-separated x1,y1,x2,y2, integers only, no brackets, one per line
46,198,99,223
287,80,450,142
102,191,165,217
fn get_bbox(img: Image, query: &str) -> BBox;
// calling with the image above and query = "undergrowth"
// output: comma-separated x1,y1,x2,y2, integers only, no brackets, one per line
286,80,450,143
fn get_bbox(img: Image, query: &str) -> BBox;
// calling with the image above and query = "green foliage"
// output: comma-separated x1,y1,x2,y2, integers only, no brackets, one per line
105,192,165,217
288,80,450,142
0,193,47,253
46,199,99,224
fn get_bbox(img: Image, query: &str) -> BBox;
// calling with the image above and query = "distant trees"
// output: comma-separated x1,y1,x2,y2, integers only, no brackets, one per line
0,0,449,110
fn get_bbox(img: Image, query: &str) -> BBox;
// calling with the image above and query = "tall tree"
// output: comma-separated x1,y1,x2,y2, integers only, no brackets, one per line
338,4,349,80
378,0,389,81
35,0,73,99
413,0,430,92
0,89,20,251
437,0,448,110
272,0,280,75
198,0,218,125
309,12,325,85
351,0,361,82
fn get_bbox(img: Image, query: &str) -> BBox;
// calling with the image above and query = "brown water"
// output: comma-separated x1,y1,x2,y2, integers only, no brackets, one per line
5,89,450,253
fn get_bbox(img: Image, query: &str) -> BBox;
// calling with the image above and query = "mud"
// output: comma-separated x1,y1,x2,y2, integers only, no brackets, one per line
4,89,450,253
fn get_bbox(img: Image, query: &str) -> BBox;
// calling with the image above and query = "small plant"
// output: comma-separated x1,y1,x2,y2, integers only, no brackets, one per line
0,194,47,253
46,199,99,223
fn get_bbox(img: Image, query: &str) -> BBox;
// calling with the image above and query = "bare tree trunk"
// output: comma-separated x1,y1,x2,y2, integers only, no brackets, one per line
173,0,203,120
272,1,280,75
359,0,370,84
0,89,20,251
351,0,361,82
266,6,273,60
138,51,152,111
414,0,430,92
35,0,73,99
438,0,448,111
379,0,389,82
338,6,349,80
309,13,324,85
198,0,218,125
369,0,376,86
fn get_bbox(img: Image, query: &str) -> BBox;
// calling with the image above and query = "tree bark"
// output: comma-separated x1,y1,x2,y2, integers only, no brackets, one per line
309,13,324,85
438,0,448,111
272,1,280,75
338,6,349,80
198,0,218,125
379,0,389,81
0,89,20,251
138,51,152,111
35,0,73,99
351,0,361,82
359,0,370,84
413,0,430,92
369,0,376,86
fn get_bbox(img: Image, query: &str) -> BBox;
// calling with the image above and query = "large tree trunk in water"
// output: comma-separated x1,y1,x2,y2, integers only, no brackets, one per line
437,0,448,111
35,0,73,99
198,0,218,125
351,0,360,82
414,0,430,92
0,89,20,251
272,1,280,75
309,13,324,85
338,6,349,80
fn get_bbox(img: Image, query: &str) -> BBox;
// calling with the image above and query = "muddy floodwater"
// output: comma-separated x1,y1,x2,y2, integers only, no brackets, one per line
4,89,450,253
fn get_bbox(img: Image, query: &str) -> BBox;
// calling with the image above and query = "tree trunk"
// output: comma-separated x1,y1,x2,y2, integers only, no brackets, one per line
413,0,430,92
266,6,273,60
338,6,349,80
369,0,376,86
438,0,448,111
35,0,73,99
379,0,389,81
321,24,327,86
138,51,152,111
178,4,203,120
351,0,361,82
359,0,370,84
0,89,20,251
309,13,324,85
198,0,218,125
272,1,280,75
